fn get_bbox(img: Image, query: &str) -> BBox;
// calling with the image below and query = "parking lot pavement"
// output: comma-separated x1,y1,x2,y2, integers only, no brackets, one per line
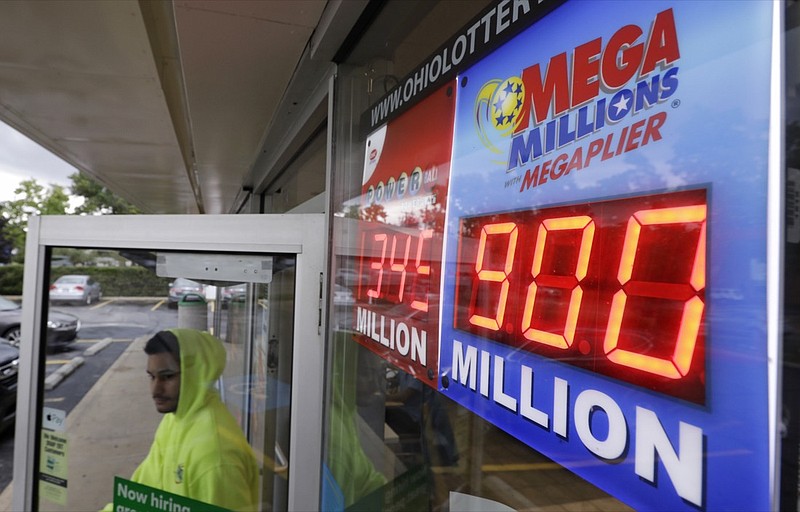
40,299,183,391
85,296,168,310
0,299,180,504
0,336,159,511
43,338,118,390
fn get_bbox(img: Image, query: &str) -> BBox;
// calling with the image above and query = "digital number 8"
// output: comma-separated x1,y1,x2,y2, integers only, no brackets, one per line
603,205,706,379
520,216,595,349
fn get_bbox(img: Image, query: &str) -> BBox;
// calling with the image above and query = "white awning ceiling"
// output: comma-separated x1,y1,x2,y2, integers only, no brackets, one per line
0,0,363,214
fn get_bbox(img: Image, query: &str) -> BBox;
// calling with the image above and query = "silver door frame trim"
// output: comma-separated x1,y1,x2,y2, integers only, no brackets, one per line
14,213,326,512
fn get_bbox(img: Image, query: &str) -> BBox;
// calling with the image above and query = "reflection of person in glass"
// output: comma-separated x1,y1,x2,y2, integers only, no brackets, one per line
127,329,258,510
386,369,459,467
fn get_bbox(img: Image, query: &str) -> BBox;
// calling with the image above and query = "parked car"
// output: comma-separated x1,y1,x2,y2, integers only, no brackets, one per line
50,255,73,267
0,338,19,434
0,296,80,351
221,283,247,306
333,284,354,305
49,275,102,305
335,268,361,287
168,278,205,308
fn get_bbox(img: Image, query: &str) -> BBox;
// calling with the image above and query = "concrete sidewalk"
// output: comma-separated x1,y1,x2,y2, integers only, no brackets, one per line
0,336,161,511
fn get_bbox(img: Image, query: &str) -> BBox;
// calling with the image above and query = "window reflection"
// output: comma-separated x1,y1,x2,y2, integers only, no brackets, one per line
36,249,296,512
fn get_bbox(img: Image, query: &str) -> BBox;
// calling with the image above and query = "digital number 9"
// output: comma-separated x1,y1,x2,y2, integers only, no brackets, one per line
603,205,706,379
469,223,518,330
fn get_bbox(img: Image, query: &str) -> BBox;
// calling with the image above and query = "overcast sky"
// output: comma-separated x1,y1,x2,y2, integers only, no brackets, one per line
0,122,77,203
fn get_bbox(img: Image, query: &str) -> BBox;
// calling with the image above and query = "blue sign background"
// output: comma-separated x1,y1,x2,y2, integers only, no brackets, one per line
439,1,773,510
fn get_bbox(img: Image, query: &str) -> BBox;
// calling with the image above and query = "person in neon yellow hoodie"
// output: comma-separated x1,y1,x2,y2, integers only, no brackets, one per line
128,329,259,511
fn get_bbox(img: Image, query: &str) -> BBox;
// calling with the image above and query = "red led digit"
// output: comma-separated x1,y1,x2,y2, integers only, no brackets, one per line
410,229,433,312
366,233,388,299
520,216,595,349
388,235,411,302
469,222,518,331
604,205,706,379
357,231,366,300
453,190,707,403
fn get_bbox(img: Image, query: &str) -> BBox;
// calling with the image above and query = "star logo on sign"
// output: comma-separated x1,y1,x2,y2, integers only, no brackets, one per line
612,95,630,115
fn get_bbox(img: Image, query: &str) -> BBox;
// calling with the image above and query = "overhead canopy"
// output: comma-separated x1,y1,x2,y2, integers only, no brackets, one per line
0,0,366,214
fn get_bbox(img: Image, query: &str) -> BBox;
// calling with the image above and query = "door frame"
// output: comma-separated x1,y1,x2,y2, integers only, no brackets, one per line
14,213,326,511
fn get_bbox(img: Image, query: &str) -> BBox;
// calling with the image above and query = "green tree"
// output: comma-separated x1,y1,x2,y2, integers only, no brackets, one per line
360,203,387,223
0,179,70,262
342,205,361,219
69,171,140,214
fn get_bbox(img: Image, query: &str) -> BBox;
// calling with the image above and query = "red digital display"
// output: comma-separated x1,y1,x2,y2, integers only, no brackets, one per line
358,226,436,312
354,222,443,382
352,83,456,387
454,189,707,403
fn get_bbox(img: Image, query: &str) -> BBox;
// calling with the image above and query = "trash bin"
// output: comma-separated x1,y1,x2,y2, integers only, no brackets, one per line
178,292,208,331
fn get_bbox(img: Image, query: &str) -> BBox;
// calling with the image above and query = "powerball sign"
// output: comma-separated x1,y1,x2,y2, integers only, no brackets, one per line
353,83,456,387
439,1,774,510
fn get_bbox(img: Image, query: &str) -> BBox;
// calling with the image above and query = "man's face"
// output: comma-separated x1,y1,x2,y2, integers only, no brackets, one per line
147,352,181,414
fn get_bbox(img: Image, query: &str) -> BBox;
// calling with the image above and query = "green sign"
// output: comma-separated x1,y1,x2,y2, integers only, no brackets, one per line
113,477,229,512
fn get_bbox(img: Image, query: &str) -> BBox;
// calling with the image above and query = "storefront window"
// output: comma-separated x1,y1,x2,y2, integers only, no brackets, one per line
34,249,296,511
326,1,630,510
781,1,800,509
328,0,778,510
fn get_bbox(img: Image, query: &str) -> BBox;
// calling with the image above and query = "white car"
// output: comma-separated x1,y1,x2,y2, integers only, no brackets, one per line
333,284,354,305
49,275,103,306
335,268,365,288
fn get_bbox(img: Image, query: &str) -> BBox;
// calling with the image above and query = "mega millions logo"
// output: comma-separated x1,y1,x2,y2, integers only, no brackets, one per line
474,8,681,175
475,76,526,157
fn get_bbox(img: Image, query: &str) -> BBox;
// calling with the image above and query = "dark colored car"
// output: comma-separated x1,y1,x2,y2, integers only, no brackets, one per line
0,296,80,351
0,339,19,435
168,278,205,308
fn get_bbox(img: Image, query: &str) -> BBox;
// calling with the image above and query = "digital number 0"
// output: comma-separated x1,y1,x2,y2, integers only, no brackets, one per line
520,216,595,349
604,205,706,378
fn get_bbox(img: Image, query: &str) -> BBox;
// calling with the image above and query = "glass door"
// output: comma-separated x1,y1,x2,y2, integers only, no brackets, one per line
13,214,326,512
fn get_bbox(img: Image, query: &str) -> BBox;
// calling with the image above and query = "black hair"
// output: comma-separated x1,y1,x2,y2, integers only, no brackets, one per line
144,330,180,362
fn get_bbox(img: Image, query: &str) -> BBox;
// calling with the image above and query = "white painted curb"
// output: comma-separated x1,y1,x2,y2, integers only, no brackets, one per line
44,357,84,391
83,337,112,356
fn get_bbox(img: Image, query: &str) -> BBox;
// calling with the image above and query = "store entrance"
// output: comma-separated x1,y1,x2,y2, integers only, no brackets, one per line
12,214,325,512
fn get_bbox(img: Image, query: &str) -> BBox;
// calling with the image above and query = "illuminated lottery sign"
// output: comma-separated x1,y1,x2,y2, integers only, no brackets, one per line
437,1,774,511
353,84,456,385
454,188,707,404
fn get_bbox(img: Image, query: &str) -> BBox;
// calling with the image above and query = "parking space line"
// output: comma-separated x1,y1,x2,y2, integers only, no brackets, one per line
90,299,113,310
430,462,562,475
76,338,133,344
46,360,72,365
44,397,65,403
151,299,166,311
481,462,562,472
45,357,84,390
84,338,112,356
